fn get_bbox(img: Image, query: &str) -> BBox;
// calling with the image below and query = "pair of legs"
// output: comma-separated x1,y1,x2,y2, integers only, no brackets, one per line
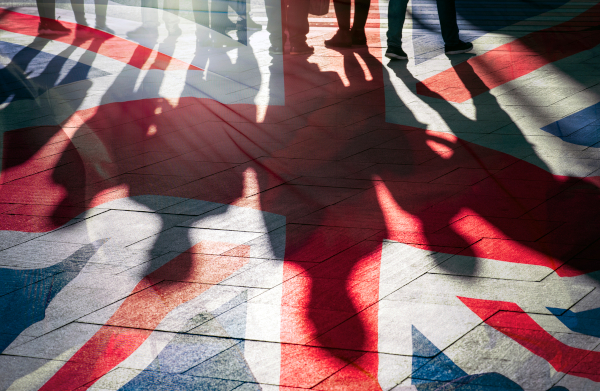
386,0,471,59
333,0,370,35
36,0,109,29
326,0,371,47
387,0,460,49
266,0,311,52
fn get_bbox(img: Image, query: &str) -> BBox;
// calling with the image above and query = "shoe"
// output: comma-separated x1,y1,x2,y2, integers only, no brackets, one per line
126,25,158,39
445,41,473,55
246,17,262,31
38,20,71,36
385,46,408,60
324,29,352,48
290,43,314,55
351,28,367,47
269,45,284,55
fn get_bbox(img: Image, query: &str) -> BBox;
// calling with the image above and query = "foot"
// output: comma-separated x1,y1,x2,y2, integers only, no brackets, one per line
126,25,159,39
324,29,352,48
290,43,314,55
38,20,70,36
351,28,367,47
445,41,473,55
385,46,408,60
269,45,284,55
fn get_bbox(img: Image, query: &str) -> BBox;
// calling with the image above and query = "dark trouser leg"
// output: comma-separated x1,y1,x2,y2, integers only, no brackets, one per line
287,0,309,46
386,0,408,48
333,0,350,31
36,0,55,20
266,0,286,46
352,0,371,32
436,0,460,45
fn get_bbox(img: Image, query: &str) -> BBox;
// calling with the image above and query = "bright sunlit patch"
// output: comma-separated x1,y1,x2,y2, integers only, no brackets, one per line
241,167,260,197
354,52,373,81
232,167,262,210
373,175,425,240
256,105,268,123
314,55,351,87
426,140,453,158
88,184,130,208
425,129,457,158
339,72,350,87
146,124,158,136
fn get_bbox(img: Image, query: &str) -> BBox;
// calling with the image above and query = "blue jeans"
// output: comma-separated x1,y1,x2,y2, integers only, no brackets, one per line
387,0,460,48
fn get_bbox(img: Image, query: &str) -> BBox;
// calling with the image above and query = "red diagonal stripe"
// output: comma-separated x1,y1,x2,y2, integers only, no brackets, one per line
0,8,202,71
417,3,600,103
460,297,600,382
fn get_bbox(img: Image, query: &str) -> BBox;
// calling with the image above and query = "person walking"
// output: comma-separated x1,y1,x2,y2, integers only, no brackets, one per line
385,0,472,60
324,0,371,47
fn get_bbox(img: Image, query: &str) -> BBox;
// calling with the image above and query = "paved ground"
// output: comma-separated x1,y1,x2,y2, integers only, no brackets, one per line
1,0,600,390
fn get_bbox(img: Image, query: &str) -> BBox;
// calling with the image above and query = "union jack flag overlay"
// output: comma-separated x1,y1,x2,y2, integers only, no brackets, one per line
1,0,600,390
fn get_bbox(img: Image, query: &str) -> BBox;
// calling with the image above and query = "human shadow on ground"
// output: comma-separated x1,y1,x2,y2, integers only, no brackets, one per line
2,9,600,389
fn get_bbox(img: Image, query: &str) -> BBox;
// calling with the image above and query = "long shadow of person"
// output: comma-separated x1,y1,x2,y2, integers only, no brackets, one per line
52,17,264,276
232,45,422,387
385,57,600,278
0,29,113,387
1,37,51,105
241,40,600,386
27,22,285,389
10,8,599,389
1,31,107,228
0,30,102,159
53,33,187,263
45,33,109,217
